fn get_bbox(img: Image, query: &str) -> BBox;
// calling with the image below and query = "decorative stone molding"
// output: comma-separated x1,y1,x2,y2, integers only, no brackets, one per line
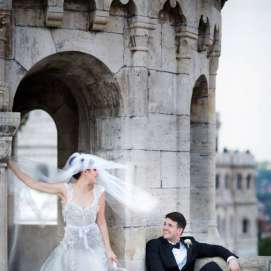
198,15,211,52
176,27,197,74
128,17,156,52
0,112,20,137
0,81,9,111
0,10,11,58
89,9,109,31
46,0,64,28
208,27,221,89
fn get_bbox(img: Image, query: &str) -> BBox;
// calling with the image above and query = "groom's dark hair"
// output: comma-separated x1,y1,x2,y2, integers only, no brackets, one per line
165,212,186,229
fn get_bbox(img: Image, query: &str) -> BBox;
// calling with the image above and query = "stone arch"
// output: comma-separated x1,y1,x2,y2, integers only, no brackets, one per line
64,0,96,12
242,218,250,234
12,0,44,8
105,0,136,12
10,51,122,270
158,0,187,72
208,24,220,57
159,0,187,26
190,74,209,238
198,15,211,52
109,0,136,17
12,51,121,166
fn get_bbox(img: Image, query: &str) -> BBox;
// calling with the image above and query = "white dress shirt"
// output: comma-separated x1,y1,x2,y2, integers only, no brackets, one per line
171,242,187,270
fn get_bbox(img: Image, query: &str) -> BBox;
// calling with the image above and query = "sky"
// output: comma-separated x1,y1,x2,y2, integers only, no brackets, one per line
216,0,271,162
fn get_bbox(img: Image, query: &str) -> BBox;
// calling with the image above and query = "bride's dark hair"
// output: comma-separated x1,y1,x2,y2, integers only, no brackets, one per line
73,172,82,180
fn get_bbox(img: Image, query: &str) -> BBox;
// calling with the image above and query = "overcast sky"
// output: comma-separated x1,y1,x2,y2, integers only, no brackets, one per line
216,0,271,162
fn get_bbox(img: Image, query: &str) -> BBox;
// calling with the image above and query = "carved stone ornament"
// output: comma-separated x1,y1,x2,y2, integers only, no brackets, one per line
128,18,156,52
0,81,9,111
46,0,64,28
89,10,110,31
0,11,11,58
0,112,20,161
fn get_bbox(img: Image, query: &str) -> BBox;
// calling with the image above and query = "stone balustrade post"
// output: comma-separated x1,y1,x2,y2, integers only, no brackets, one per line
0,112,20,271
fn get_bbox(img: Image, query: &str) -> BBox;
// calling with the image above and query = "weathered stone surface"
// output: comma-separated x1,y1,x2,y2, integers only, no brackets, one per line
0,1,239,270
116,67,148,117
15,27,56,70
51,29,124,73
97,114,190,152
148,70,177,114
161,151,189,188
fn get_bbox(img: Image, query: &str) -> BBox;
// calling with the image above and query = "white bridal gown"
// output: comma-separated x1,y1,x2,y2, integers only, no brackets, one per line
40,183,109,271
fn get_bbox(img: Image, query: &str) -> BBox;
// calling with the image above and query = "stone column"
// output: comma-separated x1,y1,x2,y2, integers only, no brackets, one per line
107,17,156,271
175,26,197,235
0,8,12,112
0,112,20,271
128,16,155,67
206,37,222,243
0,3,21,270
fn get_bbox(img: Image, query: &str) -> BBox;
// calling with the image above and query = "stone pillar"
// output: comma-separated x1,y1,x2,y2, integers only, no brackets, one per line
104,17,156,271
175,26,197,235
0,3,21,270
0,8,12,112
0,112,20,271
206,37,222,243
128,16,155,67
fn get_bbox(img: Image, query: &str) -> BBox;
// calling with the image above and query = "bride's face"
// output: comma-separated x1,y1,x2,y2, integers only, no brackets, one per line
84,168,98,184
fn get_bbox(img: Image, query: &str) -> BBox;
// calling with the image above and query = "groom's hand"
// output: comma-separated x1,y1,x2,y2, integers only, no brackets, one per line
228,258,240,271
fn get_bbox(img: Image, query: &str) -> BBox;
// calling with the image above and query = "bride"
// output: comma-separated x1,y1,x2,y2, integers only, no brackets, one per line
7,152,124,271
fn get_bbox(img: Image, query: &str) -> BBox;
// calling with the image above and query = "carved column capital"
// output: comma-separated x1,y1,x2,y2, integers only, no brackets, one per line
46,0,64,28
0,10,11,58
128,17,156,52
89,10,109,31
175,28,197,74
0,112,20,161
0,81,9,111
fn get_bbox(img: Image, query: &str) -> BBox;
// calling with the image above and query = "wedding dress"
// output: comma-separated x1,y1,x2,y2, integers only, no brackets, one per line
40,183,109,271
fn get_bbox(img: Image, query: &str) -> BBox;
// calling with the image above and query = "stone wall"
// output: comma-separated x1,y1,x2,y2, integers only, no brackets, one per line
1,1,267,271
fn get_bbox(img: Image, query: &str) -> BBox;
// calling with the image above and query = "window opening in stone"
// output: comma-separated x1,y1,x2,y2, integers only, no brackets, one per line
12,109,58,225
242,218,250,234
237,173,242,190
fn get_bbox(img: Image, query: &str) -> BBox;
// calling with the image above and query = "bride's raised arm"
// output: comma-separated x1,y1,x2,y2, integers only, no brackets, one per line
7,160,65,198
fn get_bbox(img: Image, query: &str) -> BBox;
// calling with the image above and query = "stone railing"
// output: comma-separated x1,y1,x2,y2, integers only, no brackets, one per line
195,257,271,271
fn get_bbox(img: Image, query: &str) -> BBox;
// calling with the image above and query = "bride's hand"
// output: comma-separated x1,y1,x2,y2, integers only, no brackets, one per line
106,249,118,264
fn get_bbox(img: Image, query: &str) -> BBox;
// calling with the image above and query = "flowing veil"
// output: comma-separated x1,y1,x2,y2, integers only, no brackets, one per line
7,153,158,270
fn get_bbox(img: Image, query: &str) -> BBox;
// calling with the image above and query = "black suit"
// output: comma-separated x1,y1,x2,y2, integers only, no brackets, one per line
146,236,238,271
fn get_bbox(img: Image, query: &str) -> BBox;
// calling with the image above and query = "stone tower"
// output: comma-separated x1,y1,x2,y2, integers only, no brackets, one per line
0,0,228,271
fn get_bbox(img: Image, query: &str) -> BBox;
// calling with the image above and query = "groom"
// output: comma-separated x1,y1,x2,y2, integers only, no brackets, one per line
146,212,240,271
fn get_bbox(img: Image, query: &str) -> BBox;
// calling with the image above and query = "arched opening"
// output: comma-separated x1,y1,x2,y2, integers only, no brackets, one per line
198,15,211,52
242,218,250,235
246,174,252,189
159,0,187,71
237,173,242,190
109,0,136,17
190,75,209,237
9,51,121,271
159,0,186,26
14,109,58,225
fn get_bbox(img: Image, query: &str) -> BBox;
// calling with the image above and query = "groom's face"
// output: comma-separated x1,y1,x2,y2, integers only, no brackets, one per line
162,218,183,242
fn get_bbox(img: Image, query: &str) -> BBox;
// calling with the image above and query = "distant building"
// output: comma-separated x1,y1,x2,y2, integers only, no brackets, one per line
216,148,258,256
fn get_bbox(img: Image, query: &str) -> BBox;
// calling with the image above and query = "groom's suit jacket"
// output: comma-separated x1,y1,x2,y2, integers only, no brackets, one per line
146,236,238,271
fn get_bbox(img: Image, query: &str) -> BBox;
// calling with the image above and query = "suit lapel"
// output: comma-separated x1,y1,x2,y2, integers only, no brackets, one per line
161,238,179,269
180,238,193,271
